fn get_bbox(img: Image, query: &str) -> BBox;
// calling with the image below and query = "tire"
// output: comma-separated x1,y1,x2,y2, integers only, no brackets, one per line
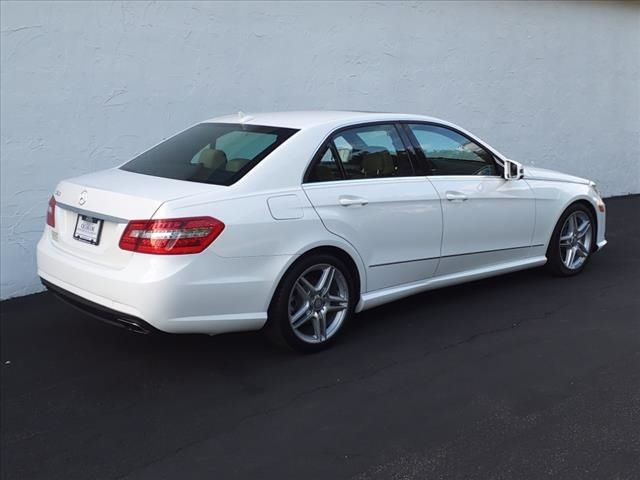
546,203,595,277
265,253,355,352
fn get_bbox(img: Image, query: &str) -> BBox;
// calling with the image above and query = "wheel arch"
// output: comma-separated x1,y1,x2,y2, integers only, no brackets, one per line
266,243,366,314
547,196,599,254
572,199,598,252
300,246,363,300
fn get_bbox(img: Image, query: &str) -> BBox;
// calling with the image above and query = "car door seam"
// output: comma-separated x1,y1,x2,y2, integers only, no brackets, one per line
299,185,369,291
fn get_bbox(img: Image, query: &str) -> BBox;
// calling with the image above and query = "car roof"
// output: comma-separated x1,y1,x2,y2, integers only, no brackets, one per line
204,110,446,130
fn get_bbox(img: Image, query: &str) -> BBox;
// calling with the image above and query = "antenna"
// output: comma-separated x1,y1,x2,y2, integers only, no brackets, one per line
238,111,254,123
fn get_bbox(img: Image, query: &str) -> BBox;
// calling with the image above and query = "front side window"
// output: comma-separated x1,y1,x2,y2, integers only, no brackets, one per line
121,123,298,186
407,124,497,176
332,124,413,179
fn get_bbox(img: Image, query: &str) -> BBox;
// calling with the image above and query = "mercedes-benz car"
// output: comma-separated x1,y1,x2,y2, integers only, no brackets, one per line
37,111,607,351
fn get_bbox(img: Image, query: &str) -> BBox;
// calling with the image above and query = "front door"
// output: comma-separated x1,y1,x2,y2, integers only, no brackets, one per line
403,123,536,276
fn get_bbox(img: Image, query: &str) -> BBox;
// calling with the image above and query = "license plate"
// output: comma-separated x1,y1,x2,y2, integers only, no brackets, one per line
73,215,103,245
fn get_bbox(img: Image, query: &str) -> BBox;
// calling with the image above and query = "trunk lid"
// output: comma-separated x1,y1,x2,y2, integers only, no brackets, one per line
51,168,224,267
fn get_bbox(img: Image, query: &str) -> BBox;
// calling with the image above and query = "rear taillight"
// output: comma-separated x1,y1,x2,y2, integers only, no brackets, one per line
46,195,56,228
119,217,225,255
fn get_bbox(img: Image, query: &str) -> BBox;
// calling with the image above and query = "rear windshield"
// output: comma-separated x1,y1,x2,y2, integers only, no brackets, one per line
121,123,298,186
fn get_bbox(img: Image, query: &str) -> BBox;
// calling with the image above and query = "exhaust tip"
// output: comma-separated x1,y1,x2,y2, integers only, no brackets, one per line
118,318,150,334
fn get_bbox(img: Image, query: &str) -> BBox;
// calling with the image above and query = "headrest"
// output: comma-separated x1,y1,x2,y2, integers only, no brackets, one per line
361,147,395,177
199,148,227,170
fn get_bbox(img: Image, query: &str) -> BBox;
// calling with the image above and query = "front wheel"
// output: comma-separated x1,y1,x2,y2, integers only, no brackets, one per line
546,204,595,276
265,254,354,352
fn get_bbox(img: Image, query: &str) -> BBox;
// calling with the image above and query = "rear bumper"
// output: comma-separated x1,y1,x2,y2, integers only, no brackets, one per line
42,278,158,334
37,230,293,335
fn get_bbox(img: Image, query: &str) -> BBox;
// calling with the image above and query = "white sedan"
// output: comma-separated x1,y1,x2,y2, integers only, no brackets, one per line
37,111,607,351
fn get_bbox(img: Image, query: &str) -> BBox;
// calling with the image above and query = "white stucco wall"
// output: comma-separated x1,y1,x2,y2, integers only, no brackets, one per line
1,1,639,299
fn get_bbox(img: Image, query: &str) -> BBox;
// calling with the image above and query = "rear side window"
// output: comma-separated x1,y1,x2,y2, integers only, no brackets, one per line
121,123,298,186
333,124,413,179
307,146,343,182
306,123,414,183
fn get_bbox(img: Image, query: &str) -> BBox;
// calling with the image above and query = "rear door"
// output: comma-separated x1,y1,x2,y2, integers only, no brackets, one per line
302,123,442,292
403,122,535,276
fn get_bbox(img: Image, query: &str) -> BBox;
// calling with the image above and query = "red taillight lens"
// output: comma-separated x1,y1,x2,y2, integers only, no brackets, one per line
119,217,225,255
46,195,56,228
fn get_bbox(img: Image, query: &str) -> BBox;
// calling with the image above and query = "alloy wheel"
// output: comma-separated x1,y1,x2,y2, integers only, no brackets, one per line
288,264,349,344
559,211,593,270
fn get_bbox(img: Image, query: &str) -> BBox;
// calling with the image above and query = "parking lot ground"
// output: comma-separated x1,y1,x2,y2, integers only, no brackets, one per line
1,195,639,480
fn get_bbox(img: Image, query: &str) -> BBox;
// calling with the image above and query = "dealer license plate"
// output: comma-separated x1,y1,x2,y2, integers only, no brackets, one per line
73,214,103,245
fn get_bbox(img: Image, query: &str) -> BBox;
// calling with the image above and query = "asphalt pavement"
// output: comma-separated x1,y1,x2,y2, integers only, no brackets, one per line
1,195,639,480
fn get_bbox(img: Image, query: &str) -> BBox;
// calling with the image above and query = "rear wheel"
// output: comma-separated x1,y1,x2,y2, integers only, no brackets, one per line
546,204,594,276
266,254,354,352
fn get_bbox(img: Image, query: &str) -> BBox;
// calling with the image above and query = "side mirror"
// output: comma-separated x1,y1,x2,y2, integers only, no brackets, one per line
503,158,524,180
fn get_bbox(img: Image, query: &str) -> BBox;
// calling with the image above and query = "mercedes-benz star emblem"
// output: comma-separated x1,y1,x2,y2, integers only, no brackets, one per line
79,190,88,206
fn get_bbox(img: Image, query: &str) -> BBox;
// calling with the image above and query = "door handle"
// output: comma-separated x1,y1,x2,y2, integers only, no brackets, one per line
338,195,368,207
445,191,468,202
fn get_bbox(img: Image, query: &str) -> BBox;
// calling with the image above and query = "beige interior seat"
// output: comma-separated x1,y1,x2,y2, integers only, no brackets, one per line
226,158,251,172
313,165,335,181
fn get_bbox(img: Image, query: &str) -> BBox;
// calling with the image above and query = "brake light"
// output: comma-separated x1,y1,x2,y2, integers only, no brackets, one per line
119,217,224,255
46,195,56,228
